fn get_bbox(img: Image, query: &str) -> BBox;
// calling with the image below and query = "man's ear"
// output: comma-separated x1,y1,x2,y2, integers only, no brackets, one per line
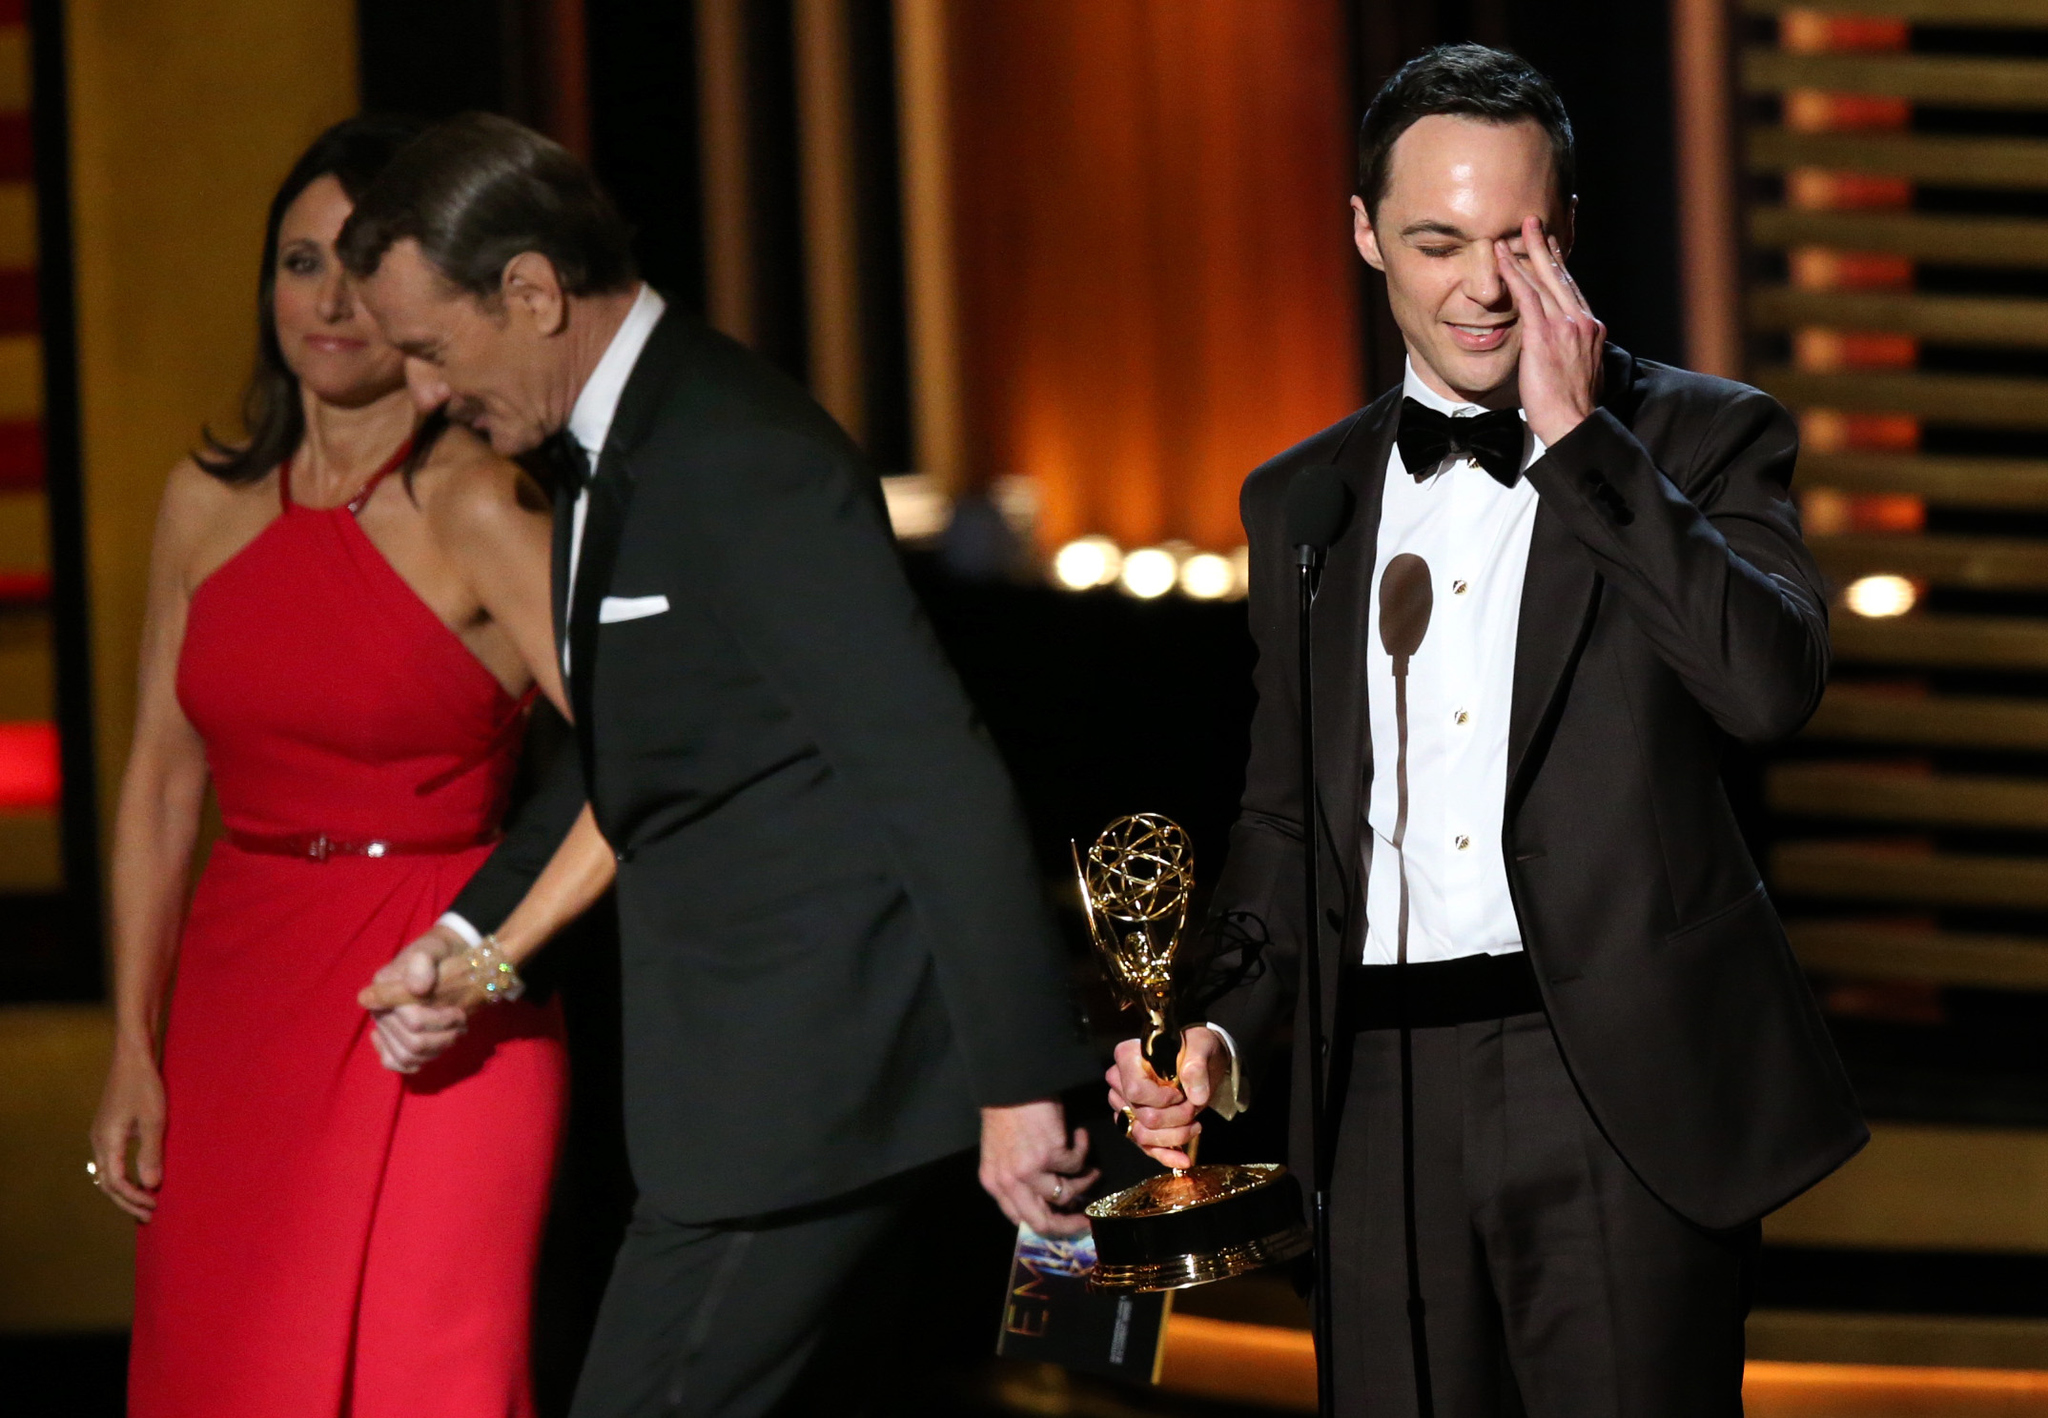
1351,196,1386,273
1556,195,1578,262
501,251,569,337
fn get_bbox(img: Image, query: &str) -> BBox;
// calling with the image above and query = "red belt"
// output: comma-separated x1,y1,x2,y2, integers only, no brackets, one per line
225,830,496,861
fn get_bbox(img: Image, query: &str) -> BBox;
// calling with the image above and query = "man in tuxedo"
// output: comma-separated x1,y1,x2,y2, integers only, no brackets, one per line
337,113,1098,1417
1110,44,1865,1417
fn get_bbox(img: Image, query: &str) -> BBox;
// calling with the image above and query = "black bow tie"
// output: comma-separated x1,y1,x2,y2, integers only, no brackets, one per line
543,431,593,493
1395,398,1525,487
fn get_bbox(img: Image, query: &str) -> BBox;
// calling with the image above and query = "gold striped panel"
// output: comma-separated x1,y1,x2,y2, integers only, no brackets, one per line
0,333,42,422
1797,453,2048,510
1757,367,2048,429
0,610,49,720
1830,613,2048,671
0,809,57,892
1750,129,2048,191
1766,1121,2048,1254
0,28,28,116
0,489,45,572
1789,921,2048,992
1769,763,2048,831
1748,1310,2048,1371
1741,0,2048,21
1811,533,2048,590
1751,207,2048,269
1806,685,2048,750
1752,289,2048,348
1744,50,2048,111
1773,841,2048,910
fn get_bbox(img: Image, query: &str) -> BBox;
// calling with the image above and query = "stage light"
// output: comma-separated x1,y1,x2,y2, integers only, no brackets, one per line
1179,551,1238,601
1122,545,1187,594
1053,535,1122,590
1120,547,1178,599
1844,574,1916,618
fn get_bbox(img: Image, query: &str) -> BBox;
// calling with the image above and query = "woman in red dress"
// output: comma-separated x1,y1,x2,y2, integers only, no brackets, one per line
88,116,573,1417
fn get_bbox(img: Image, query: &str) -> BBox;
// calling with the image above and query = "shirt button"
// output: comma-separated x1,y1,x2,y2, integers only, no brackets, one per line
1453,580,1469,594
1454,709,1469,725
1455,835,1471,851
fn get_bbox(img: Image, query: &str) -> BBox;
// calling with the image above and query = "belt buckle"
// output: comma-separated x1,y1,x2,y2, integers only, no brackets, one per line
307,834,332,862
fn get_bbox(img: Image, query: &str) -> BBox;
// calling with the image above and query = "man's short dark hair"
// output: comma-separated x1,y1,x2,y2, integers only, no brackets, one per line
337,111,636,298
1356,44,1575,220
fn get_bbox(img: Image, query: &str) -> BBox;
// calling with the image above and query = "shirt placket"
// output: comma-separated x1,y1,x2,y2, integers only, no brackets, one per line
1443,461,1484,948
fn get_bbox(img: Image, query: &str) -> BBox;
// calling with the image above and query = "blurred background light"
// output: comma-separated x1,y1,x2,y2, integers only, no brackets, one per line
1179,551,1239,601
1052,535,1123,590
1844,573,1917,619
1118,546,1178,599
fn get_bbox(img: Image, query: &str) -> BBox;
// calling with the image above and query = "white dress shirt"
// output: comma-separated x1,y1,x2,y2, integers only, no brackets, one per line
1360,361,1544,966
437,282,666,951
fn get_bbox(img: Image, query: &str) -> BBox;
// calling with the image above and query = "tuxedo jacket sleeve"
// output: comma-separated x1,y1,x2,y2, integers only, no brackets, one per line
676,423,1090,1107
1525,387,1828,745
448,701,587,933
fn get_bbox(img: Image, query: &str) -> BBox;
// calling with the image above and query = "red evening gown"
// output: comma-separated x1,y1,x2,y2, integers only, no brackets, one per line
130,448,569,1417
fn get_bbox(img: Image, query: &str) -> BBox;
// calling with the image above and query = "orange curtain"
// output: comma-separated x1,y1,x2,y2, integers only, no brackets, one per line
947,0,1362,552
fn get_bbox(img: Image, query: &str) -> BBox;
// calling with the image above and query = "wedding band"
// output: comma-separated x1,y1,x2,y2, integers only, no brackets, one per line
1119,1106,1137,1138
1052,1177,1065,1203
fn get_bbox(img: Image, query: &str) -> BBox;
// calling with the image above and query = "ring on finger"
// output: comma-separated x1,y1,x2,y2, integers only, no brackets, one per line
1052,1176,1065,1204
1119,1105,1137,1138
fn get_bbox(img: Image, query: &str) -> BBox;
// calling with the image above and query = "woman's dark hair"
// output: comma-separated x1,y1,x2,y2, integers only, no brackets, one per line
196,114,427,485
1356,44,1575,220
335,111,636,299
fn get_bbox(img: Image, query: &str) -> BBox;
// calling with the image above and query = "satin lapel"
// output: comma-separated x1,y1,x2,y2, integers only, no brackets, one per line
1312,392,1398,960
1506,348,1638,803
567,454,637,783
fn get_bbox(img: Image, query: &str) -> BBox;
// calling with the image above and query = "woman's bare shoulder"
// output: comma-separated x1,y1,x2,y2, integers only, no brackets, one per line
415,424,550,541
157,454,271,539
154,454,279,592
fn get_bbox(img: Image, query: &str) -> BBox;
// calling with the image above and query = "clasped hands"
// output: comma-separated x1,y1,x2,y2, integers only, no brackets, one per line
1497,214,1605,449
357,923,482,1073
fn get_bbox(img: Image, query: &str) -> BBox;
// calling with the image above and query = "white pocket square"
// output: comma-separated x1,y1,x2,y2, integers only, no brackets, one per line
598,594,671,624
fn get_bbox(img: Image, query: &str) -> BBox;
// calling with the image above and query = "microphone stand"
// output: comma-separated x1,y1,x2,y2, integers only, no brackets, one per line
1295,545,1336,1418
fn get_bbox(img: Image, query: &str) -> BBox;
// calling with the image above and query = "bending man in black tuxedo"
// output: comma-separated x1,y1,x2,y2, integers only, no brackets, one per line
338,114,1098,1418
1110,45,1866,1417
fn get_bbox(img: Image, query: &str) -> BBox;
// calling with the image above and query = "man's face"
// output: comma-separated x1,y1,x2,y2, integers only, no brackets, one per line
356,239,572,455
1354,115,1571,405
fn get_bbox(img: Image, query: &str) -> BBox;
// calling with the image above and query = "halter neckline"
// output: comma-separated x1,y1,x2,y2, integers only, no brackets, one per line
279,436,416,516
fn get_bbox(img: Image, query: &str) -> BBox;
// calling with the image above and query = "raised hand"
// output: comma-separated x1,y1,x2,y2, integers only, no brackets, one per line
358,925,474,1073
1494,213,1604,447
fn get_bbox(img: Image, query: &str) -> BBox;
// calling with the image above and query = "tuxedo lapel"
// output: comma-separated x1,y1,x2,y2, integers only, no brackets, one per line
1314,393,1397,880
1506,347,1638,802
568,456,636,783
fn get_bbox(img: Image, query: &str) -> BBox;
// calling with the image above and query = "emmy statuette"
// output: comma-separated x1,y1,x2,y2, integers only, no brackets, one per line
1077,814,1311,1292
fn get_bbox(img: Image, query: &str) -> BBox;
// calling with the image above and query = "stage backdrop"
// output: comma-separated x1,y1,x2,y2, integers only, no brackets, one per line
938,0,1364,554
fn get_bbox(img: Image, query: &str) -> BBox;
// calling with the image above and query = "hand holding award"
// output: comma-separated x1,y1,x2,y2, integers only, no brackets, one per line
1077,814,1311,1291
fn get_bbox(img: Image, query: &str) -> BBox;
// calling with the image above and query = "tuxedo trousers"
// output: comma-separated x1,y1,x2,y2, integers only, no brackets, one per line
568,1162,938,1418
1328,1008,1758,1418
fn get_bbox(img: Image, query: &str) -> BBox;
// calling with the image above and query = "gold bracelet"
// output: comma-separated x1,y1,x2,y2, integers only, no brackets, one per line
466,934,526,1005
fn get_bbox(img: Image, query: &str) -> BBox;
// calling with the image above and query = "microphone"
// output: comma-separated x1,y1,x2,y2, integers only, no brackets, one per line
1378,551,1437,1418
1285,465,1354,568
